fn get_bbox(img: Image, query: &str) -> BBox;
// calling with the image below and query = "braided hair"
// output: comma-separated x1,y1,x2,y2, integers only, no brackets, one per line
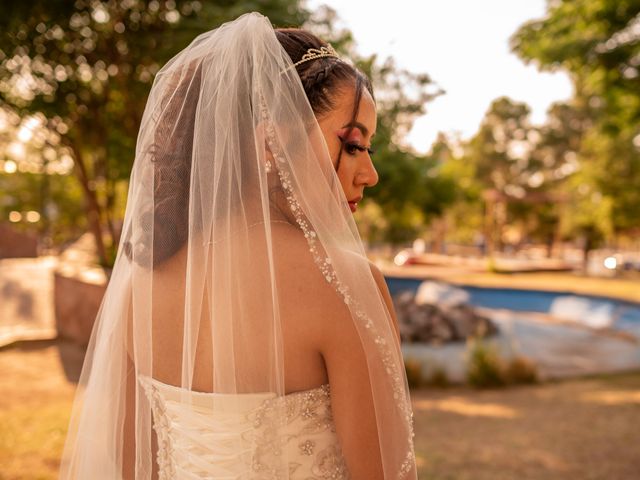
275,29,374,168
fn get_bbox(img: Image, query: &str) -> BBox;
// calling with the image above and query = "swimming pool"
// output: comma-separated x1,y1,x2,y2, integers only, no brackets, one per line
385,276,640,331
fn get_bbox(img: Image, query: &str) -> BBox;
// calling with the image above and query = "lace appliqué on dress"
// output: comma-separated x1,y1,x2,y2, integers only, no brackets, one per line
140,376,348,480
249,384,349,479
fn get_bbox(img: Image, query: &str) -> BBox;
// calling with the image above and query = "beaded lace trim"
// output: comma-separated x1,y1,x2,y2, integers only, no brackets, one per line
260,102,415,476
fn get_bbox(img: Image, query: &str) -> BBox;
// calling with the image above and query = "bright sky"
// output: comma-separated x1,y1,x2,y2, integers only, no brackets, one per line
306,0,574,154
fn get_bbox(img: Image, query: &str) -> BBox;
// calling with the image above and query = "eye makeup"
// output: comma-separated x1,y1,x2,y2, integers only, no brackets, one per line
337,135,376,156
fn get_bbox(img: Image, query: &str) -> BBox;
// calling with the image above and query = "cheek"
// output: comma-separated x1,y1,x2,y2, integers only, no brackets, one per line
317,123,340,162
335,156,356,191
336,168,350,195
327,137,343,163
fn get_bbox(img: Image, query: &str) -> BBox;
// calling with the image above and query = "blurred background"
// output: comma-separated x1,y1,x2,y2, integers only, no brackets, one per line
1,1,639,479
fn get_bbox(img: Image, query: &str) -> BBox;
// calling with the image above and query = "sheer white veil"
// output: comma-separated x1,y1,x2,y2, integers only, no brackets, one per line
60,12,416,479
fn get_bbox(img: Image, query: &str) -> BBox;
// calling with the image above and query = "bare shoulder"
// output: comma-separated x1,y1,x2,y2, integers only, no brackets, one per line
272,226,398,341
367,260,387,294
272,228,402,477
288,249,390,478
270,225,372,357
271,224,350,320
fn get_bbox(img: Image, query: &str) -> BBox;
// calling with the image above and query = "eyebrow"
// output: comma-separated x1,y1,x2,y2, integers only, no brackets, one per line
342,121,376,139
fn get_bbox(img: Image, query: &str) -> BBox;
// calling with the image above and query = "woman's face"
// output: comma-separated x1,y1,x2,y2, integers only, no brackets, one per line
317,85,378,214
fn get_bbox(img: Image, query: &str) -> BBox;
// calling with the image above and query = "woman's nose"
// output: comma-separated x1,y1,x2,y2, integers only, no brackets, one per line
358,155,379,187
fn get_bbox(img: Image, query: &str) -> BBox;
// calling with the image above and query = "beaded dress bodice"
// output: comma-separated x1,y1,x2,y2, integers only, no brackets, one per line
139,376,349,479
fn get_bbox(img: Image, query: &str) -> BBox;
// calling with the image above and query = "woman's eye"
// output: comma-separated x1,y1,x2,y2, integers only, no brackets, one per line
345,143,361,155
339,136,374,156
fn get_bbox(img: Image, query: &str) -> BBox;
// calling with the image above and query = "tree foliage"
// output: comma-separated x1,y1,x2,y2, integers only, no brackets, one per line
304,7,449,245
511,0,640,241
0,0,306,265
1,1,445,257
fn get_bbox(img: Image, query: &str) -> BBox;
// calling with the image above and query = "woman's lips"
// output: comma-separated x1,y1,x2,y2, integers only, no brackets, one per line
348,196,362,213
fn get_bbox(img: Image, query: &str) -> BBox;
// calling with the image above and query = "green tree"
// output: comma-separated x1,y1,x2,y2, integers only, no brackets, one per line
0,0,306,266
365,58,455,245
466,97,539,196
463,97,545,252
511,0,640,246
0,107,86,247
532,101,609,262
306,7,448,245
437,133,485,250
520,101,590,256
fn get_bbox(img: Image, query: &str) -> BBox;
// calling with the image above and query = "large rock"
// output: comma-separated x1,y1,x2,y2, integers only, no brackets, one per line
415,281,469,307
394,282,498,344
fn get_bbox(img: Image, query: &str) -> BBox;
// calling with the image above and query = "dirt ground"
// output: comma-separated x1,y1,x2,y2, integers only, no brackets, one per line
1,339,639,480
412,374,640,479
0,340,82,480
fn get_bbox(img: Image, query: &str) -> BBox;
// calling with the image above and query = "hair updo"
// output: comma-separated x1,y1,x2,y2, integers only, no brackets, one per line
275,28,374,126
124,28,373,268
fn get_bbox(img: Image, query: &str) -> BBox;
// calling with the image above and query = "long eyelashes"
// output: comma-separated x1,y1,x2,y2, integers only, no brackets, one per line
338,136,376,156
346,143,376,156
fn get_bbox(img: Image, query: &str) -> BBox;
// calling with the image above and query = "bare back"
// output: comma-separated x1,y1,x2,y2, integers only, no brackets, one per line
149,223,364,394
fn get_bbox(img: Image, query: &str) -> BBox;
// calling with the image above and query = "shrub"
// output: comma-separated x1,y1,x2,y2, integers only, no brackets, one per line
465,337,506,388
487,256,499,273
425,365,450,388
404,358,424,388
505,355,539,384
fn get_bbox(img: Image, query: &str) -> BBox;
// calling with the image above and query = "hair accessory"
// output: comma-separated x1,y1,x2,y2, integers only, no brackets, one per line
293,44,339,67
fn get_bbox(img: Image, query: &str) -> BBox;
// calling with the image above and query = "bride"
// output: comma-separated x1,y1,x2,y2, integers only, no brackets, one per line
60,12,417,480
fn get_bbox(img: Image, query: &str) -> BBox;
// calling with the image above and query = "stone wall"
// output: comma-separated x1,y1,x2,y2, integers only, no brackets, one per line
54,269,107,347
0,223,38,258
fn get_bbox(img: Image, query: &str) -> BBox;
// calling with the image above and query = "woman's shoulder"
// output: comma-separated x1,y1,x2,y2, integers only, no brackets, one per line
271,224,342,302
273,228,400,343
271,224,386,301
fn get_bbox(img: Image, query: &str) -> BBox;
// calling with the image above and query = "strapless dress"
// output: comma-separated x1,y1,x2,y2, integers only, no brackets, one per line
138,376,349,479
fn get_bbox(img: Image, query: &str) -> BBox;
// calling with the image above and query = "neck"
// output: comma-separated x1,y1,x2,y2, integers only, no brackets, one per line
268,187,297,226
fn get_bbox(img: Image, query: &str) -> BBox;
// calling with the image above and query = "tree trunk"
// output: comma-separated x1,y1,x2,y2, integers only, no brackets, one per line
582,235,593,272
545,232,554,259
67,141,108,266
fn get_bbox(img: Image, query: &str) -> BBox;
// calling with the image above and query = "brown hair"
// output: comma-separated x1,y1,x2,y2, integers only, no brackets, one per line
124,28,373,267
275,28,374,168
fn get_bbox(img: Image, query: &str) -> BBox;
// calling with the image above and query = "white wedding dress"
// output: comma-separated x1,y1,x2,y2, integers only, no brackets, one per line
59,14,416,479
139,376,350,479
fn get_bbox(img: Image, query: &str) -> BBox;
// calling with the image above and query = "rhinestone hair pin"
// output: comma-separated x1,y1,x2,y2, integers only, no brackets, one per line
293,44,340,67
